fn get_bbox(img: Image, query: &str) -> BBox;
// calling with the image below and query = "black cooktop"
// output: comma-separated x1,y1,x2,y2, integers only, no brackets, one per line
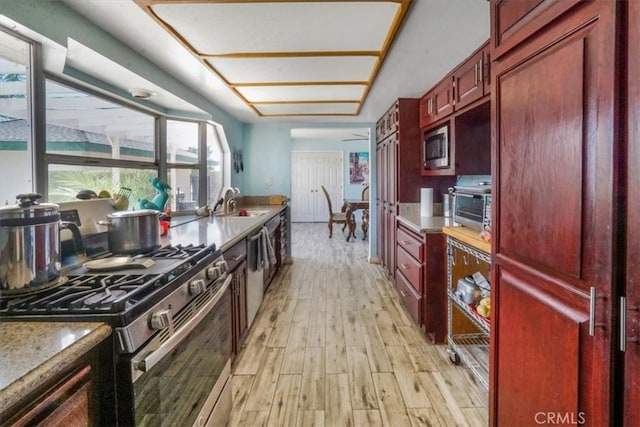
0,243,219,325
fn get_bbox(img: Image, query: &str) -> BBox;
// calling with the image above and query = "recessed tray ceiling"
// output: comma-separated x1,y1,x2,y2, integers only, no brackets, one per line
134,0,411,118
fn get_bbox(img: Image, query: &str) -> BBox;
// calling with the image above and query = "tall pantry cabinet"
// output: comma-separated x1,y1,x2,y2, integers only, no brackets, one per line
490,0,636,425
624,1,640,424
375,99,421,278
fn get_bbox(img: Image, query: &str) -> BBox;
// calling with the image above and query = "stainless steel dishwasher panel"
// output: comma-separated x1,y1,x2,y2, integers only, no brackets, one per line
246,230,264,326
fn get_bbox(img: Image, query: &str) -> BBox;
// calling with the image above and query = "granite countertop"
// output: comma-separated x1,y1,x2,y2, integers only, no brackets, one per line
164,204,286,251
0,322,112,415
397,203,456,233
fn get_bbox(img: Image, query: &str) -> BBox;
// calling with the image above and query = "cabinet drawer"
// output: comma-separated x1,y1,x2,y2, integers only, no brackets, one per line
396,245,423,293
224,239,247,272
397,226,423,262
395,270,422,325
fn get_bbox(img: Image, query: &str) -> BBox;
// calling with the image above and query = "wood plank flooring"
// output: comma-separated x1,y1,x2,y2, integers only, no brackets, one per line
229,223,488,426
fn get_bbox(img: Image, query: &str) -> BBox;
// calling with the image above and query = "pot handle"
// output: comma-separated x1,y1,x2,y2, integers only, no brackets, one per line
97,220,113,227
60,221,86,257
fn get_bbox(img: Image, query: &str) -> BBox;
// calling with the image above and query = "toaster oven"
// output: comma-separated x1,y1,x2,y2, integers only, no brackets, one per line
453,190,492,230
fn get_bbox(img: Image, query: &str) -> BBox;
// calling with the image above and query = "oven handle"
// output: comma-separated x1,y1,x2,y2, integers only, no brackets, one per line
132,273,232,377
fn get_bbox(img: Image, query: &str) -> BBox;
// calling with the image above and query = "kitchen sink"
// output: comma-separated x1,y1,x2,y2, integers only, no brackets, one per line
217,209,270,218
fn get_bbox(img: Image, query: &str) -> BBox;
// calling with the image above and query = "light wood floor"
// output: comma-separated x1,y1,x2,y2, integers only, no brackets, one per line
229,222,488,427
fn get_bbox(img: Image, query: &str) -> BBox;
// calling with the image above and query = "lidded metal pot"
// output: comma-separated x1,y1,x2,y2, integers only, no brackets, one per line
0,193,83,295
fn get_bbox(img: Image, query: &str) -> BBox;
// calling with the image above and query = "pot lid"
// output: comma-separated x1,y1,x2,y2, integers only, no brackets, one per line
0,193,59,220
108,209,160,218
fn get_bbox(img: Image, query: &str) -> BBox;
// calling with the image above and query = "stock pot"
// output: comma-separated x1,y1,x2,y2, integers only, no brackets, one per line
0,193,83,295
99,210,160,255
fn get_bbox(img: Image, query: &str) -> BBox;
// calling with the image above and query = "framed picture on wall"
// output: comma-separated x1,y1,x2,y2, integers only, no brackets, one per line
349,152,369,184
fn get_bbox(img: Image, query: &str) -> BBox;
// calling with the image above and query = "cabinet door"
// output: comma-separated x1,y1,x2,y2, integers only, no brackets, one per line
625,1,640,424
454,49,485,111
490,2,617,426
419,93,434,128
432,77,454,121
387,134,397,205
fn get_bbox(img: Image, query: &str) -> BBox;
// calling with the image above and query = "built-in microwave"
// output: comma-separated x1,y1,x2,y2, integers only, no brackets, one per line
423,124,449,169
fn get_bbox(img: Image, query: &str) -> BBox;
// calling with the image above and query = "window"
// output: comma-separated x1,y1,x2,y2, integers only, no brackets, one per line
1,27,228,211
47,164,157,205
207,123,224,205
46,80,155,162
0,30,33,205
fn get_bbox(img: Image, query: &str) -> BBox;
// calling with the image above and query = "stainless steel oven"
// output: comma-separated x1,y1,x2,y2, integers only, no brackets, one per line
124,273,232,427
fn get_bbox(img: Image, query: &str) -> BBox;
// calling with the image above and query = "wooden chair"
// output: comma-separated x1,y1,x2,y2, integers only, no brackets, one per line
320,185,352,238
361,186,369,240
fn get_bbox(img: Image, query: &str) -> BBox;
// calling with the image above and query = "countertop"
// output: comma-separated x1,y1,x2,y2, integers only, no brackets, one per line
164,204,286,250
442,226,491,254
0,322,112,415
397,203,455,234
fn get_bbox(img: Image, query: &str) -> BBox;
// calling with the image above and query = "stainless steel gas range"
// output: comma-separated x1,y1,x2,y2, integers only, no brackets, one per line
0,200,232,426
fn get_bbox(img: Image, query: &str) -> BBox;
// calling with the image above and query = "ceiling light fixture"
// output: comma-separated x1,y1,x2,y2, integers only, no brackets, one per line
129,88,156,99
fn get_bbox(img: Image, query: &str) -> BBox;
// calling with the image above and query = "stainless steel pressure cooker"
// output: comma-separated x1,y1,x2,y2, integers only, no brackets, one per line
0,193,83,294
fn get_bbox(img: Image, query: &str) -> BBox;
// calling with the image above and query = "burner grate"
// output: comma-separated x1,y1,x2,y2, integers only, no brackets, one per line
1,274,167,314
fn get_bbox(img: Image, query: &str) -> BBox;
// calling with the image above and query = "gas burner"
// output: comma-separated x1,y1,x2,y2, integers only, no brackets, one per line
0,274,167,315
149,243,213,260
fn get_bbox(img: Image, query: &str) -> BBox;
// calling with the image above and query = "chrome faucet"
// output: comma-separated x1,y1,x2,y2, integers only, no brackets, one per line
222,187,240,214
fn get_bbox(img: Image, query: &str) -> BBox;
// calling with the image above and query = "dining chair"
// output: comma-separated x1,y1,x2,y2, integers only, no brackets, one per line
361,185,369,240
320,185,352,238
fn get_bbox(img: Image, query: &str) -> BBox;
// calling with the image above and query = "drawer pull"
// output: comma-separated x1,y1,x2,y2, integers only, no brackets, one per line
401,263,410,270
400,290,407,298
401,240,411,246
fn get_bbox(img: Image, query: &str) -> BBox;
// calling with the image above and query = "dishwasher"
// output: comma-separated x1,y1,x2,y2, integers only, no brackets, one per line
246,229,264,326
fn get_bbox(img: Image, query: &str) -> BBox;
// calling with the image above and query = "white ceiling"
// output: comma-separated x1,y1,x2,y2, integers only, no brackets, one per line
58,0,489,126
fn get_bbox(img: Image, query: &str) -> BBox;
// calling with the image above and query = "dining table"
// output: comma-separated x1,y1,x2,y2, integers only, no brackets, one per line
341,199,369,241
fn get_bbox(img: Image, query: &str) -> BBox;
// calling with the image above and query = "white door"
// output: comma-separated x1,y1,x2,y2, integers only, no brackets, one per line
291,151,343,222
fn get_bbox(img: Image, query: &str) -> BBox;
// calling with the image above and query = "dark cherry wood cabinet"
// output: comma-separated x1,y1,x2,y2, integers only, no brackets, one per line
490,1,619,425
454,41,490,111
419,78,454,129
624,1,640,425
9,366,92,426
376,99,421,278
224,239,248,354
396,221,447,343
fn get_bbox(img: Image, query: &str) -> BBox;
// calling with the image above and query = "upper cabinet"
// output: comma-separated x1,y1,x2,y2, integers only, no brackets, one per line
420,78,455,128
419,40,490,130
454,42,490,111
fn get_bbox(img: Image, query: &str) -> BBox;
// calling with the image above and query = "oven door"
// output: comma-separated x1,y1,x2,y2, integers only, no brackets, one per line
128,274,232,427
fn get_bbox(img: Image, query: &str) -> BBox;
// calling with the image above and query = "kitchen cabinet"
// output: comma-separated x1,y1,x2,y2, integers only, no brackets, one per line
419,77,454,129
490,1,619,425
224,239,248,354
8,366,93,426
2,333,115,426
443,228,491,390
624,1,640,425
376,99,422,278
278,209,288,265
453,41,490,111
395,221,447,343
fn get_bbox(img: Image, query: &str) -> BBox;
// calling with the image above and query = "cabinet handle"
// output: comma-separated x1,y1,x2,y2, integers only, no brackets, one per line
428,98,433,115
401,263,409,270
401,240,411,246
621,296,639,351
474,63,479,85
479,57,484,85
589,287,606,336
400,290,407,298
